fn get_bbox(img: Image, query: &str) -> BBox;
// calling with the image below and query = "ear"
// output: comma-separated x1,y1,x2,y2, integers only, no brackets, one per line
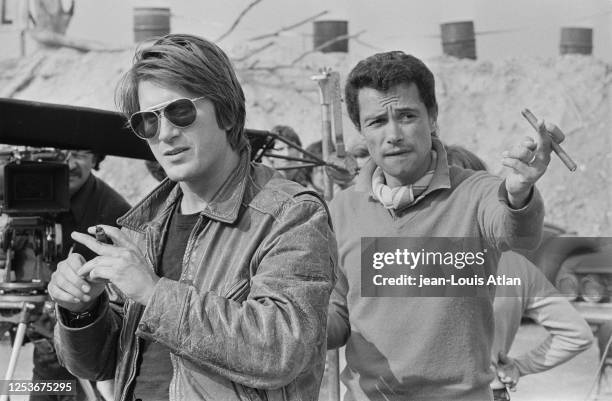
430,119,439,137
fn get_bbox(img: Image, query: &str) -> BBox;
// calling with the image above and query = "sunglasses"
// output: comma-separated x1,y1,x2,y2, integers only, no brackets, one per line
128,96,205,139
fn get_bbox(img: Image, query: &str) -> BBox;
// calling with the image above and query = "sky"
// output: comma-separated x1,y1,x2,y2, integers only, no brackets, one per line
1,0,612,62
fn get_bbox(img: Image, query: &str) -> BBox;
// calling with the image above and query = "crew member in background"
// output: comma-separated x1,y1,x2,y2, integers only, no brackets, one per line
348,140,370,171
264,125,312,187
446,144,593,401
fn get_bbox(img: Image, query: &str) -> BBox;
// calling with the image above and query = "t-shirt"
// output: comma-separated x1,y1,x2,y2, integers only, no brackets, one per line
132,206,200,401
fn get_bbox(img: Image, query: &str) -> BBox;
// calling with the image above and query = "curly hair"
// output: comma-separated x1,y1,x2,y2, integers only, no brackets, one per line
345,51,438,130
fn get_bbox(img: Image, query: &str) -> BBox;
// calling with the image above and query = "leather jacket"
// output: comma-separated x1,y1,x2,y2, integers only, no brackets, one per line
55,152,337,401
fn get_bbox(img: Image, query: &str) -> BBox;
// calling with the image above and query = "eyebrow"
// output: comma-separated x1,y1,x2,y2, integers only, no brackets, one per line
362,106,421,123
362,111,388,123
393,106,421,114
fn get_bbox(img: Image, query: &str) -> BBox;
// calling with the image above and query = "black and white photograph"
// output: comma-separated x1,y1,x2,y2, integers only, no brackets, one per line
0,1,611,400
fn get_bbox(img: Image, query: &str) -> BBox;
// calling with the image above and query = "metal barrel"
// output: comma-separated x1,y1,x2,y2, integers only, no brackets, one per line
560,27,593,55
440,21,476,60
133,7,171,43
313,20,349,53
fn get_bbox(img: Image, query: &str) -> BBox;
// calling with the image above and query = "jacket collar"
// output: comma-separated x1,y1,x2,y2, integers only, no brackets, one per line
354,136,451,198
118,149,250,232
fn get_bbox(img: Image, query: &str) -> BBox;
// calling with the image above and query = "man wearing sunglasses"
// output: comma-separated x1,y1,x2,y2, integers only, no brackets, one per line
48,34,336,401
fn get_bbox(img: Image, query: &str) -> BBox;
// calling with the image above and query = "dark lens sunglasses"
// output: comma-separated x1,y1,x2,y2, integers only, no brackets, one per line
128,96,205,140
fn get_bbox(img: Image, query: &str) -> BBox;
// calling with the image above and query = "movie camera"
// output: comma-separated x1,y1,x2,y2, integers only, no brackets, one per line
0,147,72,393
0,147,70,290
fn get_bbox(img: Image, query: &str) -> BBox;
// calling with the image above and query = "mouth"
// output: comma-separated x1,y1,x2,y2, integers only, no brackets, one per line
163,147,189,156
384,149,410,157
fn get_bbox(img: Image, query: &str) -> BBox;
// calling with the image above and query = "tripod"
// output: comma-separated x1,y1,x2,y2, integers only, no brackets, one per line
0,283,98,401
0,283,47,401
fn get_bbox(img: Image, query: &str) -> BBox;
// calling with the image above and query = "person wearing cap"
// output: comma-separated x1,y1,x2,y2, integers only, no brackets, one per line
48,34,336,401
326,51,564,400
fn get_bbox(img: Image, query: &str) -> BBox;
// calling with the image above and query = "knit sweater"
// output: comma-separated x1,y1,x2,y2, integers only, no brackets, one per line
327,141,544,401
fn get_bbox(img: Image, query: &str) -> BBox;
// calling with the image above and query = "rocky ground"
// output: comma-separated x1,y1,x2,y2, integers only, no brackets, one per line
0,322,606,401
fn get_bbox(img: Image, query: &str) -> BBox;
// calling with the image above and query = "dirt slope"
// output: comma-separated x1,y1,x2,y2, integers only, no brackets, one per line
1,48,609,235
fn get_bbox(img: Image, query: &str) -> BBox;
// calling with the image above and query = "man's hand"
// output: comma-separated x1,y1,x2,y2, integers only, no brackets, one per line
495,352,520,391
48,253,106,313
502,120,565,208
72,225,160,306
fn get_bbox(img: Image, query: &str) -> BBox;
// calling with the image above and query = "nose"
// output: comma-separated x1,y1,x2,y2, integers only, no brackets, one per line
67,158,78,170
384,119,403,146
157,116,181,142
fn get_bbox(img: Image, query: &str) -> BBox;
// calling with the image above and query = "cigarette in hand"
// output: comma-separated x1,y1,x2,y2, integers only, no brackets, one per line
95,226,112,245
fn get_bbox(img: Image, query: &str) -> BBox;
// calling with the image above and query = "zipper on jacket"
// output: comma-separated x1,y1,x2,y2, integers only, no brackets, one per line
123,225,160,401
120,301,142,401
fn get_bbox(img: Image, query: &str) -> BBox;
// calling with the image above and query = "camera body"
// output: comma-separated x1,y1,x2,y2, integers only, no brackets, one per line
0,148,69,287
3,158,69,216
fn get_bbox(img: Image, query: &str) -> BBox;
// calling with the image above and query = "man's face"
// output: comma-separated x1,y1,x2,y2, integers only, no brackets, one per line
137,80,234,184
358,82,435,187
68,151,95,195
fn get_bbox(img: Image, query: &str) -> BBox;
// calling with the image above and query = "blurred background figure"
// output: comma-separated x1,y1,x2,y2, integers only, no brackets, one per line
445,144,594,401
348,139,370,171
307,140,360,195
263,125,311,187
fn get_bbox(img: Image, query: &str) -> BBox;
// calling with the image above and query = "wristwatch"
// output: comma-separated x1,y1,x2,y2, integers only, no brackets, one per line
66,309,95,327
64,303,97,327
